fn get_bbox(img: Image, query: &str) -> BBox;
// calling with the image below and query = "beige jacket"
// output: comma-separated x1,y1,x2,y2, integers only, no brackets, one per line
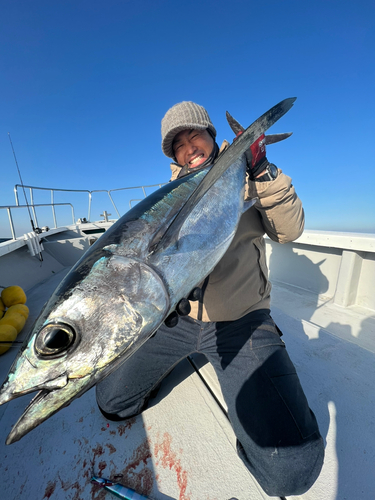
170,143,305,322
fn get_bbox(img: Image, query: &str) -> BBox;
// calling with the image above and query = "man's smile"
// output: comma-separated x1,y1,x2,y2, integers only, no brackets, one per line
189,153,206,167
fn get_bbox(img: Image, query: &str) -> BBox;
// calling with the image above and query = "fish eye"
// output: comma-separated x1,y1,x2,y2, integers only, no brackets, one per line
35,322,77,358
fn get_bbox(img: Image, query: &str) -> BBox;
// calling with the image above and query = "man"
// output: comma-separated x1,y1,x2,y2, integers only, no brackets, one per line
96,101,324,497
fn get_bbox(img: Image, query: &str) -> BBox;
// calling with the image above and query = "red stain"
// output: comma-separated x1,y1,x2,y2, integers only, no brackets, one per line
101,427,107,432
109,430,116,436
92,444,105,461
89,440,154,499
79,417,83,423
57,474,84,500
83,467,91,479
105,443,117,454
91,483,107,500
117,417,136,436
43,480,57,499
57,472,69,490
70,481,82,500
19,478,27,496
116,439,154,497
98,461,107,474
154,432,190,500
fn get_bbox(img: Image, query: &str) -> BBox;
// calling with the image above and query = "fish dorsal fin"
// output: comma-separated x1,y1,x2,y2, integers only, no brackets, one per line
150,97,296,254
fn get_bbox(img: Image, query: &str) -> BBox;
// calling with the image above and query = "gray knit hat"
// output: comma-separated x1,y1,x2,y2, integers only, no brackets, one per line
161,101,217,158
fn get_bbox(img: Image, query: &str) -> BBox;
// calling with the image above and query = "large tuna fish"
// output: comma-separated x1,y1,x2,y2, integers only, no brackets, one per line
0,98,296,444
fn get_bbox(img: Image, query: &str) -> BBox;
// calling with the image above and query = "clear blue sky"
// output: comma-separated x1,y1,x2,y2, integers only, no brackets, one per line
1,0,374,236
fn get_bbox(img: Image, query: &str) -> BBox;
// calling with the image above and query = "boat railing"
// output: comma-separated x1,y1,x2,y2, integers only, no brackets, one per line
0,203,75,241
1,182,166,240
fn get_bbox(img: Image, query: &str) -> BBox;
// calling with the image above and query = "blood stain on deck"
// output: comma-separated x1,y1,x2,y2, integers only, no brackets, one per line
105,443,117,454
154,431,190,500
117,439,154,496
117,417,136,436
43,480,57,499
98,460,107,473
92,444,105,460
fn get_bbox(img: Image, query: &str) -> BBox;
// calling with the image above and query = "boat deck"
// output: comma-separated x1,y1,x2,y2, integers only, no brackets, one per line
1,262,375,500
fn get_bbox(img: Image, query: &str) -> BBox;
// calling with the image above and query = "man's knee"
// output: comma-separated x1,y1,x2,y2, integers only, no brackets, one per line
96,387,147,420
237,434,325,497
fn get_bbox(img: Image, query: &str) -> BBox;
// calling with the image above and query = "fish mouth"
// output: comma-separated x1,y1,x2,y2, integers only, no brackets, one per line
4,374,91,445
0,319,86,444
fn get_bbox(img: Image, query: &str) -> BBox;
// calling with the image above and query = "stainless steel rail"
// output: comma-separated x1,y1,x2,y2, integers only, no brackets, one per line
0,203,75,240
13,184,92,224
0,182,166,240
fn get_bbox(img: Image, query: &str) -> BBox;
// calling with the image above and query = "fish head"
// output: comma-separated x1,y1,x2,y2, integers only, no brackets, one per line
0,255,169,444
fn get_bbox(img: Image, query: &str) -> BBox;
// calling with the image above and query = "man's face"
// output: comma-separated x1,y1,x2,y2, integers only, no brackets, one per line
173,129,214,168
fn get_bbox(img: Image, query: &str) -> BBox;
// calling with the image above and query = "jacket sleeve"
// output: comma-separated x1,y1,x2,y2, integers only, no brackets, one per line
246,168,305,244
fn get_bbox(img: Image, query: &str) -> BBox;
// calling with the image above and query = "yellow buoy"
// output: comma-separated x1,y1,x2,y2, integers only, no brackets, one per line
5,304,29,320
1,286,27,308
0,312,26,335
0,324,17,355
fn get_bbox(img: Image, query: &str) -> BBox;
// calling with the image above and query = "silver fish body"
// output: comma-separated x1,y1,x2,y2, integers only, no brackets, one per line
0,97,296,444
0,155,250,444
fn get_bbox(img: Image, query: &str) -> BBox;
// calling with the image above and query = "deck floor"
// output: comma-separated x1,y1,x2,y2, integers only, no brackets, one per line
1,270,374,500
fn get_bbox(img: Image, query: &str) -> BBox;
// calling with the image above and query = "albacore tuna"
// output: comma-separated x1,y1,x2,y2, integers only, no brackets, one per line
0,98,296,444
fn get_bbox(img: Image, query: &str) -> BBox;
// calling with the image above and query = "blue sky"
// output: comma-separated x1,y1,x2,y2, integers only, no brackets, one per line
1,0,374,237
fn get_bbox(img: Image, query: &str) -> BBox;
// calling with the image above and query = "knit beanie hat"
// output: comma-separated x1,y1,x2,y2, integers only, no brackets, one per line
161,101,217,158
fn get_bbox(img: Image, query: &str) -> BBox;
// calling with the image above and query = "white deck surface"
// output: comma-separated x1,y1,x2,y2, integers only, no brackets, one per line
1,269,375,499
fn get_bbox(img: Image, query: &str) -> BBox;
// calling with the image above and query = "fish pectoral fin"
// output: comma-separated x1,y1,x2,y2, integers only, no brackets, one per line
6,375,91,445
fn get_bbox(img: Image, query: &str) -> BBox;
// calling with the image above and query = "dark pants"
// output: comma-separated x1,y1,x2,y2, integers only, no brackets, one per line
96,309,324,497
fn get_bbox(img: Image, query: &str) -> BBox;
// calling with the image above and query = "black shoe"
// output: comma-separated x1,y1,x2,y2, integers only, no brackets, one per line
98,405,129,422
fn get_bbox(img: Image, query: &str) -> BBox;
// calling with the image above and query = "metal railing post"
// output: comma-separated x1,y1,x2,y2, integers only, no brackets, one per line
14,186,20,206
7,208,16,240
51,189,57,228
29,187,39,227
107,191,121,218
88,192,92,222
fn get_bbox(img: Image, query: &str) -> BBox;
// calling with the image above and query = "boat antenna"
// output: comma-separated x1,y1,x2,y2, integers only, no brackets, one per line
8,133,43,262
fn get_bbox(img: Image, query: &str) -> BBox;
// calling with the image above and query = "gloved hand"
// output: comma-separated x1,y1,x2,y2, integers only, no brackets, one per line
164,288,202,328
164,298,190,328
235,132,268,180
